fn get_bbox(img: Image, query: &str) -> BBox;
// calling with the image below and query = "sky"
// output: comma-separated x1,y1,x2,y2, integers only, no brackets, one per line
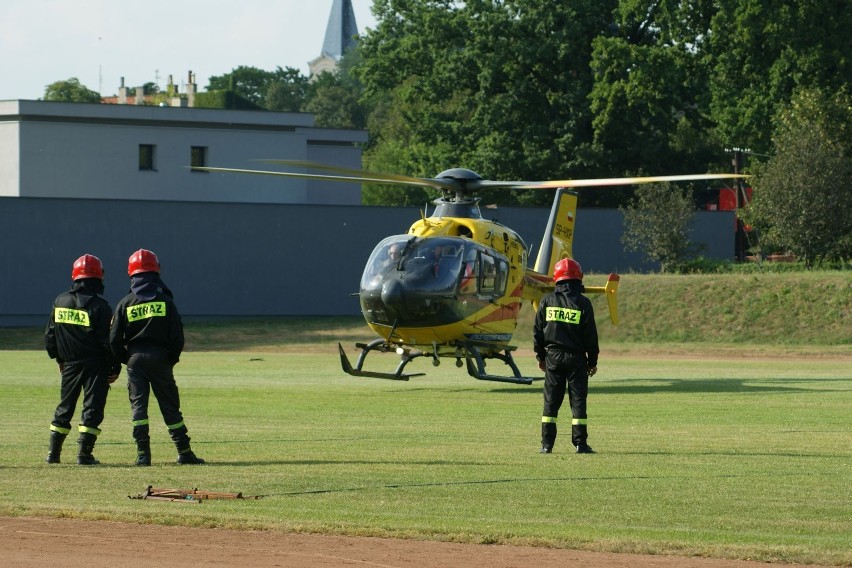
0,0,377,101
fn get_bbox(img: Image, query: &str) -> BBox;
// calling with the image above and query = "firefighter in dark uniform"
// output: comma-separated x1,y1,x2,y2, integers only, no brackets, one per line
109,249,205,466
533,258,599,454
44,254,121,465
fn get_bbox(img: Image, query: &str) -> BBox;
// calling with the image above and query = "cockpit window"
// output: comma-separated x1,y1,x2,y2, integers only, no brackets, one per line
398,239,463,293
361,236,411,289
361,236,508,298
480,255,497,293
459,248,479,295
460,250,508,297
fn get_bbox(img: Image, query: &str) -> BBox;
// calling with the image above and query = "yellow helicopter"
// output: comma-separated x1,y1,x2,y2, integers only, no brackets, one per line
196,161,745,385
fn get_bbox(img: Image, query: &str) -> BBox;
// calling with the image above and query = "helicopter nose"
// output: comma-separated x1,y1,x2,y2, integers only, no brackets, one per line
380,278,405,318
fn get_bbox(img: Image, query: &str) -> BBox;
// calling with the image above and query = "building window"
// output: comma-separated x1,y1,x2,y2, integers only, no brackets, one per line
139,144,155,171
191,146,207,171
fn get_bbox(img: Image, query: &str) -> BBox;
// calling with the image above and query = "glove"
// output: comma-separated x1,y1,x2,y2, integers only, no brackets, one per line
587,365,597,378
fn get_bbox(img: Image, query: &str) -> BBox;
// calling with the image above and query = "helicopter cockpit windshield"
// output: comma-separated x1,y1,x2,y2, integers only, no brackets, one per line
361,236,466,294
359,235,510,327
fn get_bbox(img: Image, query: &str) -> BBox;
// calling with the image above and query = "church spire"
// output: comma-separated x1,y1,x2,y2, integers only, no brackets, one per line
321,0,358,61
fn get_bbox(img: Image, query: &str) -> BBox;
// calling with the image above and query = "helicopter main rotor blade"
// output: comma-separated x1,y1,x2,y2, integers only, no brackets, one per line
413,173,750,192
257,160,450,190
462,179,540,191
257,160,534,193
192,166,441,189
513,173,750,189
196,160,749,194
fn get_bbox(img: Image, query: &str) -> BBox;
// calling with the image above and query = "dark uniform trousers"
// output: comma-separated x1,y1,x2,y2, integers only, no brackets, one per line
126,343,190,448
542,349,589,449
51,358,111,435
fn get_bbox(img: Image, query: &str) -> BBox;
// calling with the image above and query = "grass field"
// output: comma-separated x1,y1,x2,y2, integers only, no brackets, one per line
1,336,850,566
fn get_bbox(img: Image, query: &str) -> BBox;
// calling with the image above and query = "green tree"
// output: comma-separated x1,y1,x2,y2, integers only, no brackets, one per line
621,182,699,272
207,66,273,105
348,0,848,209
207,66,308,108
708,0,852,154
355,0,615,206
303,50,367,129
303,74,365,128
589,1,724,176
42,78,101,103
139,82,159,95
265,67,310,112
746,88,851,267
359,86,445,206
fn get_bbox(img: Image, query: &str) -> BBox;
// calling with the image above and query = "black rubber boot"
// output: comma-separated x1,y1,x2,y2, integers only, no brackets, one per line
571,422,589,449
541,422,557,453
77,432,100,465
136,440,151,466
46,431,66,464
573,421,594,453
176,447,205,465
175,441,205,465
172,427,205,465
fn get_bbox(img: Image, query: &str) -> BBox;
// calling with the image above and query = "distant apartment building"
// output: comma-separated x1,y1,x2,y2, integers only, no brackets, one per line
100,71,199,108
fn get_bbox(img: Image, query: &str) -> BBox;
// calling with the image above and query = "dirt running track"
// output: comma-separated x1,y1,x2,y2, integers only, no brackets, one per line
1,516,830,568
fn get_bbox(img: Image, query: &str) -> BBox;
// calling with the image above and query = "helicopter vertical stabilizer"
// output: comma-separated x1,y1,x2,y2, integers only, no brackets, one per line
533,188,578,275
583,273,620,325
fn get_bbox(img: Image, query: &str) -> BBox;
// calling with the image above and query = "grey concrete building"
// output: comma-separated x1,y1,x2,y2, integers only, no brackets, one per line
0,100,367,205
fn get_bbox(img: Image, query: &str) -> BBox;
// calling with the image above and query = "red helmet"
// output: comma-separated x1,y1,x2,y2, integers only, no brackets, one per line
128,249,160,276
553,258,583,282
71,254,104,281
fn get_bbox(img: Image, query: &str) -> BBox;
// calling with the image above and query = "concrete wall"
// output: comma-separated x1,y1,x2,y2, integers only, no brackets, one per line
0,197,734,326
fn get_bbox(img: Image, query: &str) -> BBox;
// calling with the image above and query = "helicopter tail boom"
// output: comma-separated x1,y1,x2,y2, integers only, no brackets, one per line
523,269,620,325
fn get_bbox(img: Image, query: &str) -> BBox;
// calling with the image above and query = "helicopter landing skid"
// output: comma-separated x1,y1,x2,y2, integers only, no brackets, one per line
338,339,427,381
462,343,541,385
